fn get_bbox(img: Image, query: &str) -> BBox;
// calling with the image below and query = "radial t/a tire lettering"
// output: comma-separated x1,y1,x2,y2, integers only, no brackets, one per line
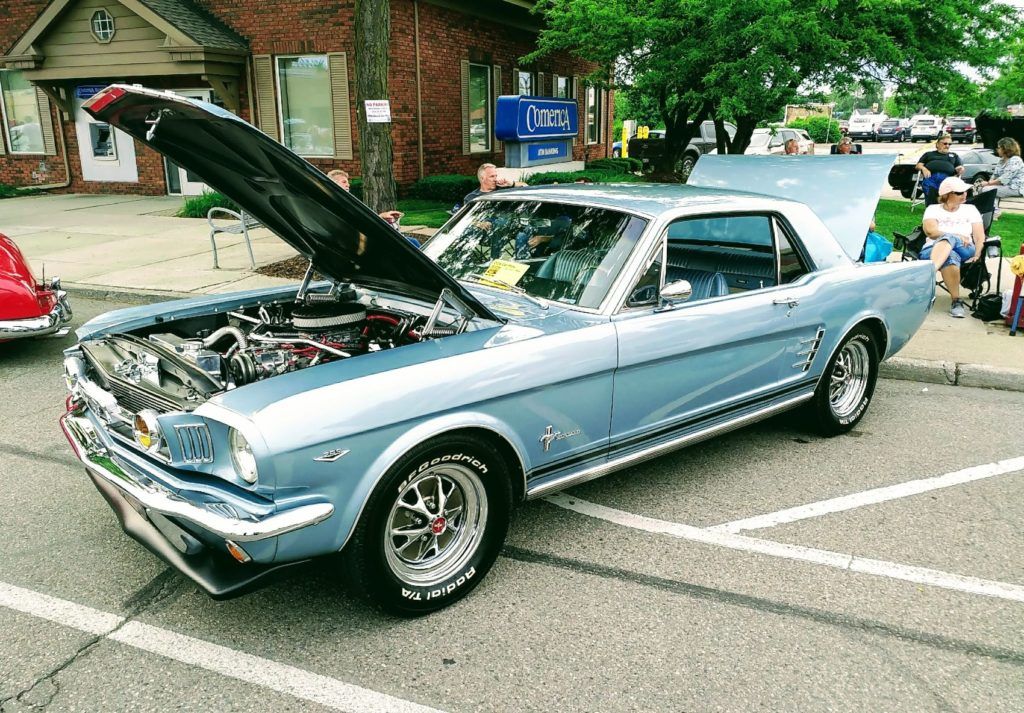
343,434,513,615
808,326,879,437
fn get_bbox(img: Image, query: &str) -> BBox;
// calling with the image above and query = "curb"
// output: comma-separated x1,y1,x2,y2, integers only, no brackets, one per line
64,283,191,304
881,356,1024,392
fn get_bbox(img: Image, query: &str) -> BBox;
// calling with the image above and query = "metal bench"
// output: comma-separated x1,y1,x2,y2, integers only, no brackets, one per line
207,207,259,269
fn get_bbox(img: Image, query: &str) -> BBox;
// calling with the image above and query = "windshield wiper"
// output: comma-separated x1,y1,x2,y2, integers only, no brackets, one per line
462,273,548,309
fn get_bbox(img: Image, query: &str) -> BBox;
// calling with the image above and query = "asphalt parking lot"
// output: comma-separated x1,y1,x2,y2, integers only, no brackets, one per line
1,295,1022,712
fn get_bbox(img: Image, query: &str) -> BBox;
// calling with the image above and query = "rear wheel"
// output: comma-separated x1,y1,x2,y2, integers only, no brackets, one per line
677,154,697,182
343,434,513,615
807,326,879,436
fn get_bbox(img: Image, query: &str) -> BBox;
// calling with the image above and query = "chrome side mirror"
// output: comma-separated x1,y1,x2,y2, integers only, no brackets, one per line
657,279,692,310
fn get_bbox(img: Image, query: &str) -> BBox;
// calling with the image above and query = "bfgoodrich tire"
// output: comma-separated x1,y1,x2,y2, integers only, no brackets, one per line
808,326,879,436
343,434,513,615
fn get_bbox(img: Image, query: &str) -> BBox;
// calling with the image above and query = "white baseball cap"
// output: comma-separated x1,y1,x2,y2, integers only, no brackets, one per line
938,176,971,196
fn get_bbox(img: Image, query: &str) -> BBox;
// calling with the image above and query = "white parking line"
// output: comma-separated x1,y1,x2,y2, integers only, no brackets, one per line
0,581,444,713
708,455,1024,534
545,493,1024,604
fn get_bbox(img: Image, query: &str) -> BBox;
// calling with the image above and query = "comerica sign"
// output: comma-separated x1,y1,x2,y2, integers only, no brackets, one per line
495,96,578,141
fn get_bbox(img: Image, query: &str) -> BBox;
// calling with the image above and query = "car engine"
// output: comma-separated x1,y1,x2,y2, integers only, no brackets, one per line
77,292,438,413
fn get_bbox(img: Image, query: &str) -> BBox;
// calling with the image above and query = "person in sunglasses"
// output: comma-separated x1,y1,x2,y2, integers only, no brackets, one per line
920,176,985,318
915,135,965,206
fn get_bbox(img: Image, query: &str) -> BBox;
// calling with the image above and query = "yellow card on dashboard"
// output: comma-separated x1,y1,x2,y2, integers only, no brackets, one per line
481,259,529,287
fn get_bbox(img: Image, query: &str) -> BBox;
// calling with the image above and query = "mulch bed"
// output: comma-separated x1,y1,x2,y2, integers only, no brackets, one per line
255,255,318,280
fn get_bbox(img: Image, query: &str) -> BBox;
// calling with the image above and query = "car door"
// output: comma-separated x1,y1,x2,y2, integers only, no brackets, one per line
609,212,823,447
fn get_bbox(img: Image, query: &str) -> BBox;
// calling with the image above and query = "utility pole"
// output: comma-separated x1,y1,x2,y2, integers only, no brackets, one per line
355,0,397,214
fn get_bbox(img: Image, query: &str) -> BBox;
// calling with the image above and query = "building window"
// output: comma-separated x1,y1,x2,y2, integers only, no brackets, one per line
0,70,44,154
89,122,117,160
468,62,491,153
585,85,602,144
90,9,115,43
517,70,534,96
276,55,334,157
554,75,571,99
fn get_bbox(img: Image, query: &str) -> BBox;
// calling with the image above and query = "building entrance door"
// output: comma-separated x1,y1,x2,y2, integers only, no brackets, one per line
164,89,213,195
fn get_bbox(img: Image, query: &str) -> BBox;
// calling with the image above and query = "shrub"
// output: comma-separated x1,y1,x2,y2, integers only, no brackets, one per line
787,116,842,144
177,191,238,218
0,183,40,199
407,174,479,204
525,169,643,185
585,157,642,173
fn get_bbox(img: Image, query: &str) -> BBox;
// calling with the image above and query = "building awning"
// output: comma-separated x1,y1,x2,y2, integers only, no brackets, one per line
2,0,248,111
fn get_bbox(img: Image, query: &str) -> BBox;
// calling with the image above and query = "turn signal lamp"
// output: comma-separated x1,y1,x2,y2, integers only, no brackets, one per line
132,410,162,453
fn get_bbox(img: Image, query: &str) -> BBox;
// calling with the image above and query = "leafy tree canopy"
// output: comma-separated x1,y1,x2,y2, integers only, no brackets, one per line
529,0,1014,172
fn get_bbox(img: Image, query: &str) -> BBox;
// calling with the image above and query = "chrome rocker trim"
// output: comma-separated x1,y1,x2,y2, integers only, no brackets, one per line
0,290,72,339
526,392,813,500
61,413,334,542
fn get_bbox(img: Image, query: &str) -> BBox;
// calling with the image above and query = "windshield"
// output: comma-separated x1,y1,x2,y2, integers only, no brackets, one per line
423,199,648,309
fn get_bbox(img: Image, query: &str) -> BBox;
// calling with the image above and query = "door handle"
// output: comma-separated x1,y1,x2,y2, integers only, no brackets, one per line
773,297,800,308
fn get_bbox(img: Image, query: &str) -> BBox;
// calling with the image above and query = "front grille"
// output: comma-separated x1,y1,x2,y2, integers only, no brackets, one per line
108,379,179,415
175,424,214,464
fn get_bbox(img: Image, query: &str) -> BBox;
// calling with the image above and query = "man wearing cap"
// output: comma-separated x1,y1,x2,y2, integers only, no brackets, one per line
920,176,985,318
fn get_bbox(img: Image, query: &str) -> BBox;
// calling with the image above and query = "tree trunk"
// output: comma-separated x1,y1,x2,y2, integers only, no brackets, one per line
729,115,758,154
652,108,707,178
355,0,397,214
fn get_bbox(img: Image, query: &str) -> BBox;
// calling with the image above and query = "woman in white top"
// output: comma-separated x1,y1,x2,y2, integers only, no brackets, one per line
920,176,985,318
980,137,1024,202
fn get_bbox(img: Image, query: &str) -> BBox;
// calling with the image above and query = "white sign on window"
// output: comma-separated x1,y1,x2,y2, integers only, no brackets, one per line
364,100,392,123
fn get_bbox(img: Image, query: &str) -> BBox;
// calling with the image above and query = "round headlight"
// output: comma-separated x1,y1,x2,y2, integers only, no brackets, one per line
133,410,162,453
229,428,258,484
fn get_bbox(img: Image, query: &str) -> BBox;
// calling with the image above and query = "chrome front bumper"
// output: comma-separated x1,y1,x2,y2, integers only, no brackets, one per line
0,290,72,339
60,412,334,542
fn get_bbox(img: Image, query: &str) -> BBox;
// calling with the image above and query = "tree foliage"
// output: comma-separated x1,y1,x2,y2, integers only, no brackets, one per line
529,0,1014,173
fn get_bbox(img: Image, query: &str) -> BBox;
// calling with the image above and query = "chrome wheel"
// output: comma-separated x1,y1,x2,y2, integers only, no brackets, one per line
829,338,870,419
384,464,487,587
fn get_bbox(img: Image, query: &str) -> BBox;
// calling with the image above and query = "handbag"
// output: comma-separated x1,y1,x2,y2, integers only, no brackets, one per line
971,294,1003,321
959,260,986,290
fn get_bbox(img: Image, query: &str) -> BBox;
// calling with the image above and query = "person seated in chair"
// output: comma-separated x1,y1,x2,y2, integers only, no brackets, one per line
834,137,857,154
920,176,985,318
915,135,964,206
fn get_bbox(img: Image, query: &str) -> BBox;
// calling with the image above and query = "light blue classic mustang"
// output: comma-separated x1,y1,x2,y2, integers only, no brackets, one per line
61,86,934,614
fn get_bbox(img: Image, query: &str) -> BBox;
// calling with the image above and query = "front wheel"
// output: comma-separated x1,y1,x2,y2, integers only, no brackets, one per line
807,326,879,436
343,434,514,615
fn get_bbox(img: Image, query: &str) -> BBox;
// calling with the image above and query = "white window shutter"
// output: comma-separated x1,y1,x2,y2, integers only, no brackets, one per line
492,65,502,152
252,55,280,142
328,52,353,160
461,59,470,155
537,72,546,97
36,88,56,155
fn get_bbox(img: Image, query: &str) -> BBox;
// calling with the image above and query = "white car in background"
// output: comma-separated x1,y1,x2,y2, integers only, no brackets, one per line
848,113,886,141
909,117,943,142
743,128,815,155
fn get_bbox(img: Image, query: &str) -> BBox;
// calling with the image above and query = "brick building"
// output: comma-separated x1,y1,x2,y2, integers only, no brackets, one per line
0,0,611,196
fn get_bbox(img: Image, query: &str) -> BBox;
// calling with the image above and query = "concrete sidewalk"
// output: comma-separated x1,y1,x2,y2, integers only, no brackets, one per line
2,192,1022,391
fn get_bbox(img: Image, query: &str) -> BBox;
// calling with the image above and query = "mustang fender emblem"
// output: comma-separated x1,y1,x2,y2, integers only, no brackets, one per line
540,425,581,452
314,448,349,462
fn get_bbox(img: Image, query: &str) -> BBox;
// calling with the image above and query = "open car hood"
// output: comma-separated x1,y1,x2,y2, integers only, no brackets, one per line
84,85,498,321
688,154,896,261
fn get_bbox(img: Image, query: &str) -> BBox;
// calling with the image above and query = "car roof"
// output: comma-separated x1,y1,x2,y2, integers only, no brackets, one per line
478,183,799,218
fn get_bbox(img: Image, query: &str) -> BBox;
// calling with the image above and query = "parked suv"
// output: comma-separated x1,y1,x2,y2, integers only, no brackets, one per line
945,117,977,144
848,113,885,141
909,117,943,142
874,119,908,142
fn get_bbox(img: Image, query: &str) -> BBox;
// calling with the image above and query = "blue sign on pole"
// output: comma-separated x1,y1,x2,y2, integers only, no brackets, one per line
495,96,578,142
526,142,569,162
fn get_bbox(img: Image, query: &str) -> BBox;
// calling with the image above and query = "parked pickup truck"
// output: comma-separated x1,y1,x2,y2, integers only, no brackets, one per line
628,120,737,179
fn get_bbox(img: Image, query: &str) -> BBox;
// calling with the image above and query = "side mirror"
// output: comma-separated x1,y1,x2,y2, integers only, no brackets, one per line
657,279,692,310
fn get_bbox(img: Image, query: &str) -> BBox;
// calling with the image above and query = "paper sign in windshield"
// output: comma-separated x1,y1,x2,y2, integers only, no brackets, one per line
481,259,529,288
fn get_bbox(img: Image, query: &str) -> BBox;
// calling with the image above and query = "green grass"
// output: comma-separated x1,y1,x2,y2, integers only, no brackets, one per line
874,199,1022,257
397,199,451,228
